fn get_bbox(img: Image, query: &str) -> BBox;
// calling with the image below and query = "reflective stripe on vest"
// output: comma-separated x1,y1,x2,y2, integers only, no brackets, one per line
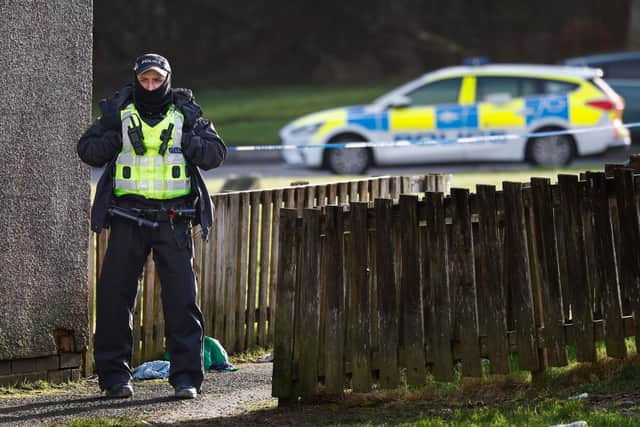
115,104,191,199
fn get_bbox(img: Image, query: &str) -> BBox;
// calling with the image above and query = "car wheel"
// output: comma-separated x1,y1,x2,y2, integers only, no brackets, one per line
325,137,372,175
527,133,575,166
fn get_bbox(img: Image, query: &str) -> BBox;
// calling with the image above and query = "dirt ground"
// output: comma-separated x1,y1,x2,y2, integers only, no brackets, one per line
1,360,639,426
0,363,274,426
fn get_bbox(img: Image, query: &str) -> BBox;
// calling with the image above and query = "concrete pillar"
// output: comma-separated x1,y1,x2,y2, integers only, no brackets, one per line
0,1,92,360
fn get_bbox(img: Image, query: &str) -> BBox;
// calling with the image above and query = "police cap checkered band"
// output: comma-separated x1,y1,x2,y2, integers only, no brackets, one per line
133,53,171,77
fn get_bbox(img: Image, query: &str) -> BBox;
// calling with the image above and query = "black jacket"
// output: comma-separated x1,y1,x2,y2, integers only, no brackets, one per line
77,85,227,239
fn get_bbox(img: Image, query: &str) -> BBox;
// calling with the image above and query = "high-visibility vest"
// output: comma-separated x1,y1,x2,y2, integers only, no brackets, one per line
114,103,191,199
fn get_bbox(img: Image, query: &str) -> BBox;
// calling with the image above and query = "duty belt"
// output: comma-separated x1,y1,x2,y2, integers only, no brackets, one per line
109,206,196,229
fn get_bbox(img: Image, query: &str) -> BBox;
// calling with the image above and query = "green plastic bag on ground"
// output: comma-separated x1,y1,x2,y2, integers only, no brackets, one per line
165,336,238,372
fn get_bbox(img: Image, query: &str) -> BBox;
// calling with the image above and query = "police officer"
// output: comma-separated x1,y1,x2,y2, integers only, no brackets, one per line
78,53,226,399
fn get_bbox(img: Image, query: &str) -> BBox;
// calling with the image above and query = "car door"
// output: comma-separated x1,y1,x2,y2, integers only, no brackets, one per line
470,75,532,161
380,77,471,164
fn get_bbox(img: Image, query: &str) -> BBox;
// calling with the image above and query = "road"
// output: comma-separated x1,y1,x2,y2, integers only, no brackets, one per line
90,145,640,182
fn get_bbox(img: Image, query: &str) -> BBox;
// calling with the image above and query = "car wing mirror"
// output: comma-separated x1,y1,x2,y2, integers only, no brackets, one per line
386,95,411,109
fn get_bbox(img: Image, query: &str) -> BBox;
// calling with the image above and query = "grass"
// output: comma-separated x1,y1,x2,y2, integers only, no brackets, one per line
197,82,400,146
0,379,88,399
204,165,605,195
53,417,143,427
92,82,401,148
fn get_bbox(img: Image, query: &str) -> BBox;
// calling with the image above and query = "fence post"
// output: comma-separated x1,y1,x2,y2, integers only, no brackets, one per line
476,185,510,374
557,175,596,362
323,205,346,395
424,192,454,381
588,172,627,359
399,194,426,385
348,202,373,392
449,188,482,377
293,208,322,399
502,182,539,372
614,169,640,348
272,208,299,405
530,178,568,367
375,198,400,389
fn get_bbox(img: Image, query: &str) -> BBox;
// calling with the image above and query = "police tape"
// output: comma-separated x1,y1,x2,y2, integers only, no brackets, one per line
226,121,640,152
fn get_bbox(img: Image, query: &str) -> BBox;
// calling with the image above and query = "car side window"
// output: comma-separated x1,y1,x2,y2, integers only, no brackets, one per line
476,76,521,102
541,79,579,95
405,78,461,106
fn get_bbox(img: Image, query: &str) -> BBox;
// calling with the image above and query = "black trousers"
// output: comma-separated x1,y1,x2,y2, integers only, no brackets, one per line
94,212,204,391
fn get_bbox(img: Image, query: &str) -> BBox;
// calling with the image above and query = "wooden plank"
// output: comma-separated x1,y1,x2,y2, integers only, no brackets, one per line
306,185,315,208
370,178,380,200
142,254,156,361
294,208,322,399
338,182,348,205
580,176,602,321
214,195,227,340
608,169,628,315
323,205,346,395
224,194,241,351
530,178,568,367
268,189,284,346
588,172,627,358
295,187,305,215
153,269,164,358
246,192,261,349
476,185,509,374
379,177,390,198
557,175,595,362
85,232,95,376
201,224,215,336
96,230,109,281
316,184,327,208
390,177,402,202
613,169,640,348
192,229,203,308
358,180,369,202
272,209,299,403
349,181,359,203
328,183,338,206
258,191,273,346
449,188,482,377
552,185,572,321
375,198,399,388
349,202,372,392
132,266,143,366
425,192,454,381
398,195,426,385
285,188,295,208
502,182,539,371
235,192,250,352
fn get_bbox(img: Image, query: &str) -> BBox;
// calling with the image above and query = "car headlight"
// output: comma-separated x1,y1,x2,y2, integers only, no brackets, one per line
288,122,324,138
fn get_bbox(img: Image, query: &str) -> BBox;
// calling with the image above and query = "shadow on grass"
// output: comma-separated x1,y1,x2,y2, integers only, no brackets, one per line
160,353,640,427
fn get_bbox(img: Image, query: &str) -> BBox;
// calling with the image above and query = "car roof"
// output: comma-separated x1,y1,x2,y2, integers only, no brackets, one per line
372,63,603,107
424,64,602,80
564,51,640,65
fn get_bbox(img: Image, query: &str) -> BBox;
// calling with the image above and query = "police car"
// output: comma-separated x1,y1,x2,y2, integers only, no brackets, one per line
280,64,630,174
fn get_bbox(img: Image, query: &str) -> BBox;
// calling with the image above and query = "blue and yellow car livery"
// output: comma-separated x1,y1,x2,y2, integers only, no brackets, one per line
280,64,630,174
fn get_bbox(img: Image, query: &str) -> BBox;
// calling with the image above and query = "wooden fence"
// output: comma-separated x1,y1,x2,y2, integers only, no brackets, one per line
87,174,451,369
272,165,640,403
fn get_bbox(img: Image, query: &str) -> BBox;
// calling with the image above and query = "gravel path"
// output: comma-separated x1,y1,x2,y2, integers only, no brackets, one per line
0,363,275,426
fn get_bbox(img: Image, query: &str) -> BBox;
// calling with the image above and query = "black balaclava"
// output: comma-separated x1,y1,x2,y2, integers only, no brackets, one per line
132,53,173,118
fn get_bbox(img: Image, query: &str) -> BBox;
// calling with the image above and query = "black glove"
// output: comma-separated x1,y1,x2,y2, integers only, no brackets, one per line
181,130,194,151
98,99,121,130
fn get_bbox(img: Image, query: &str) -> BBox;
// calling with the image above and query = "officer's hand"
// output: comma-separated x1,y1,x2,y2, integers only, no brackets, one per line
98,99,121,130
